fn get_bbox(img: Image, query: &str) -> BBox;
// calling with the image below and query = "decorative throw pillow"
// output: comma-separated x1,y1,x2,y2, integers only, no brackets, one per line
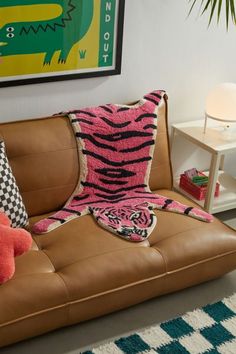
0,141,28,228
0,212,32,284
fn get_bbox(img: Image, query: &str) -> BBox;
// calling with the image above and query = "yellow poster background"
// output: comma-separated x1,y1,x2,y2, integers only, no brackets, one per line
0,1,100,77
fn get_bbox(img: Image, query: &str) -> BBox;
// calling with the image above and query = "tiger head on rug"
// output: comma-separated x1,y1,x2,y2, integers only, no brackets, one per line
90,202,157,241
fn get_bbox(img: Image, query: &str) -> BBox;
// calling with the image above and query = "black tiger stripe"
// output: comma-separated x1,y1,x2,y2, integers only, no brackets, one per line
162,199,173,209
71,118,93,125
117,107,130,112
100,105,113,113
108,218,120,225
135,191,152,194
184,207,193,215
76,132,117,151
99,178,128,185
143,213,148,224
72,194,90,201
83,150,152,166
150,92,162,100
120,140,155,153
95,193,126,200
144,96,159,105
73,195,158,207
94,131,153,142
70,110,96,117
48,217,66,223
81,181,147,194
90,207,97,212
108,225,117,230
100,117,131,128
144,124,157,130
62,208,81,215
95,168,136,178
132,218,140,226
148,214,155,226
95,207,116,213
135,113,157,122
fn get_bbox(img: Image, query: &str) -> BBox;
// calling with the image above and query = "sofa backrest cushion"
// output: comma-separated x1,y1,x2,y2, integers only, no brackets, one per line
0,117,79,217
0,96,172,217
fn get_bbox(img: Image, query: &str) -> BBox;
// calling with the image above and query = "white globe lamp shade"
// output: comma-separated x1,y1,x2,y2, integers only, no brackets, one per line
205,83,236,122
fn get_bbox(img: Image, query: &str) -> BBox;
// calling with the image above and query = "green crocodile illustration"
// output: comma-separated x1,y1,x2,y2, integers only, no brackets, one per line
0,0,94,65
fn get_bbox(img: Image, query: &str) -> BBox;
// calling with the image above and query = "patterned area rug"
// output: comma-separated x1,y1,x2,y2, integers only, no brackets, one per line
81,293,236,354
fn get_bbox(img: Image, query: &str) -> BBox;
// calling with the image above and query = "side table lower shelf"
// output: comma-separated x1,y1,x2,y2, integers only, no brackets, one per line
173,170,236,214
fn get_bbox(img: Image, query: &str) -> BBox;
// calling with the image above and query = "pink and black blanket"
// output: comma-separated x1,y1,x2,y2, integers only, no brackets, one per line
32,91,213,241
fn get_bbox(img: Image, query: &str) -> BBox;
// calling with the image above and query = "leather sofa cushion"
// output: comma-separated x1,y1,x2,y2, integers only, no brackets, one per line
0,189,235,347
0,116,79,217
1,190,235,332
29,190,236,274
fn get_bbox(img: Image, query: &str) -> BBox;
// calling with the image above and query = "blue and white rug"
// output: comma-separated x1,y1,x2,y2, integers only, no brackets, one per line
82,293,236,354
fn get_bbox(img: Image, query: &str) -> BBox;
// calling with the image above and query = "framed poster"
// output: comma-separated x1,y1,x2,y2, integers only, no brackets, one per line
0,0,125,87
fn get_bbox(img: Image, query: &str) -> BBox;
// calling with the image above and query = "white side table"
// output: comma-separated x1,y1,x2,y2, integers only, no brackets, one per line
171,120,236,214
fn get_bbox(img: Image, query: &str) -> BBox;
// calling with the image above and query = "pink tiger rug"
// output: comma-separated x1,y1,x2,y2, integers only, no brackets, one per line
32,91,213,241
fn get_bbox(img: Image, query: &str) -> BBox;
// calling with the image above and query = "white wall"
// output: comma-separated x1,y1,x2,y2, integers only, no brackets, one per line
1,0,236,176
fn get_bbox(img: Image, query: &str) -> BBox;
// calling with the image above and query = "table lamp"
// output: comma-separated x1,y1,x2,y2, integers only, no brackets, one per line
204,82,236,134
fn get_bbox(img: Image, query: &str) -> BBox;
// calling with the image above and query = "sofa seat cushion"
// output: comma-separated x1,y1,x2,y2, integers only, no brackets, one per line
30,189,236,263
149,190,236,271
30,213,151,269
27,188,236,301
28,189,236,297
0,189,235,347
0,252,69,329
0,215,165,343
29,213,165,300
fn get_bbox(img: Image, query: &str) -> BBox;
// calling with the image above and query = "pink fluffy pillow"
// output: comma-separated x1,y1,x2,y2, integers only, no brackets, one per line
0,212,32,284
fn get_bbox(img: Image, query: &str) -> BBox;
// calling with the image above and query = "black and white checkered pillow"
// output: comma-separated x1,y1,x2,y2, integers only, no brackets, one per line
0,141,28,228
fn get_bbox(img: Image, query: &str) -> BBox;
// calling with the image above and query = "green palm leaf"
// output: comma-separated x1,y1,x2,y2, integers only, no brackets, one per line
188,0,236,29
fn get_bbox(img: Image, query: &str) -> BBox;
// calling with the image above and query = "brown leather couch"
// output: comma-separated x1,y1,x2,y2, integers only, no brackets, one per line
0,97,236,347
